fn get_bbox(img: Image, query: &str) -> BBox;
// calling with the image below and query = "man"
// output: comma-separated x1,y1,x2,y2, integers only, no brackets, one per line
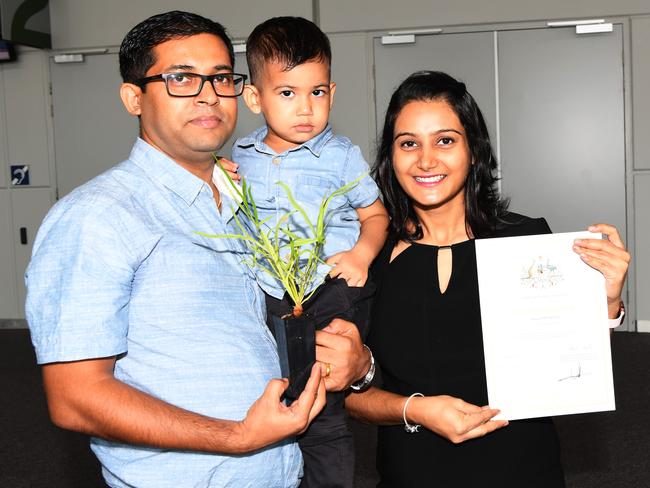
26,11,370,488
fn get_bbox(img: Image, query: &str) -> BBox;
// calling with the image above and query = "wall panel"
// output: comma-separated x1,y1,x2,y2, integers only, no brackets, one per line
634,173,650,325
10,188,54,319
2,51,52,187
632,17,650,169
0,190,18,318
321,0,650,33
50,0,313,49
329,33,374,162
0,66,6,188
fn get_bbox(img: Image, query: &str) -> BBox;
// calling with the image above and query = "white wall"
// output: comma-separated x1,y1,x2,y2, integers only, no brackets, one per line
320,0,650,32
12,1,650,331
50,0,313,49
50,1,650,51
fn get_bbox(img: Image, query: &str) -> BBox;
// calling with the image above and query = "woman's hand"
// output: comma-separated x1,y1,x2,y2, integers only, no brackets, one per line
573,223,630,318
407,395,508,444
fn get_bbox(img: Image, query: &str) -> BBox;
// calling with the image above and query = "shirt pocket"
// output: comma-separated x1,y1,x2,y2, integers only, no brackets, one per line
294,174,334,208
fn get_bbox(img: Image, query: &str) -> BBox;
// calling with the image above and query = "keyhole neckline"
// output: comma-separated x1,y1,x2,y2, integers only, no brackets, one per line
411,238,473,249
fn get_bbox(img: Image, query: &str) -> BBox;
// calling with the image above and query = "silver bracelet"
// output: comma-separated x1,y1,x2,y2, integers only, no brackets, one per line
350,344,375,391
608,301,625,328
403,392,424,433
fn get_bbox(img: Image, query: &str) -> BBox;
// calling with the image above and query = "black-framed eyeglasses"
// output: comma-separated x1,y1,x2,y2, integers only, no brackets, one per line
134,72,247,98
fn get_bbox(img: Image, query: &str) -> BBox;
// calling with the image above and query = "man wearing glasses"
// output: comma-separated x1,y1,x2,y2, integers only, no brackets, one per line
25,11,370,488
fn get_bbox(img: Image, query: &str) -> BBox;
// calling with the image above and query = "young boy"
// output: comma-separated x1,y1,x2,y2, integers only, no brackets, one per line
230,16,388,488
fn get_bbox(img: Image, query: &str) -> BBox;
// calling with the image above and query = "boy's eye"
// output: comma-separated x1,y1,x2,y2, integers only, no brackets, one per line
280,90,294,98
312,89,326,96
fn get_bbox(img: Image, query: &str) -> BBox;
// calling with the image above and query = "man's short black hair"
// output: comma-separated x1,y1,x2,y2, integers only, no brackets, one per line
246,16,331,84
119,10,235,84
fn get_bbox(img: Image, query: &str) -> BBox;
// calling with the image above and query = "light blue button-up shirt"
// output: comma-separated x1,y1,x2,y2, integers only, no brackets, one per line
26,139,302,488
232,125,380,298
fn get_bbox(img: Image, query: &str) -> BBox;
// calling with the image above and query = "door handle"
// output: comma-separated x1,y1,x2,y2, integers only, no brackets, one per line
19,227,28,245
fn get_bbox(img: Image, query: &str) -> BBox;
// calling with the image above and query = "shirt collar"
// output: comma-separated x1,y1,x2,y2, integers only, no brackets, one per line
212,161,243,216
235,124,333,157
129,138,208,207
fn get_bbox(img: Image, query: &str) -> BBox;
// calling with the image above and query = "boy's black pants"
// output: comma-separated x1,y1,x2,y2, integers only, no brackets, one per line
265,277,374,488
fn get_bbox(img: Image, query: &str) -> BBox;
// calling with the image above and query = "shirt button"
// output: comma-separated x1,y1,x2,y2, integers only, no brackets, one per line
272,157,281,165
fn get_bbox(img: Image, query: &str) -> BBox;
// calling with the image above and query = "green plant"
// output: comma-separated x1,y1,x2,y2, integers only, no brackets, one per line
197,156,364,318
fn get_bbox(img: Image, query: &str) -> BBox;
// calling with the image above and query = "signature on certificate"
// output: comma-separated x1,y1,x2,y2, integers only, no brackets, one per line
558,363,582,382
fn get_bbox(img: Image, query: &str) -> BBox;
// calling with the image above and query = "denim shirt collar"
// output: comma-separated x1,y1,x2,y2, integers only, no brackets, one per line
129,138,213,208
235,124,333,157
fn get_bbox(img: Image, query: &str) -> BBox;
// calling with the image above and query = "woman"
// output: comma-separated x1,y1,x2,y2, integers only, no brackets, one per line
345,71,629,487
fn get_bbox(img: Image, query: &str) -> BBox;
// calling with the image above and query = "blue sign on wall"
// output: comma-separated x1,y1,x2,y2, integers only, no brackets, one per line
10,165,30,185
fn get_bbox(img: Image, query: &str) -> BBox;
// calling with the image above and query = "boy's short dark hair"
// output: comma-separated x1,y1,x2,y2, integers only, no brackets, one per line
246,16,331,84
119,10,234,85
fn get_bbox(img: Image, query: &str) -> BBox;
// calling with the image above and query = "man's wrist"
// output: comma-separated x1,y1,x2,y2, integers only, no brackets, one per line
350,345,375,391
228,420,255,454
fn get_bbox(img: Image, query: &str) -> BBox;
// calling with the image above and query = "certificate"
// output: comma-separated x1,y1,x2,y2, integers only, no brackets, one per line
475,231,615,421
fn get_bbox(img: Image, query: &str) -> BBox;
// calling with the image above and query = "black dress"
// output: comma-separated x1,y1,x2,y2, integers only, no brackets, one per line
367,214,566,487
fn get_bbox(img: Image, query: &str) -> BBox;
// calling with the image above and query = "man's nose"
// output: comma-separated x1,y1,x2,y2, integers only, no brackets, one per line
196,78,219,105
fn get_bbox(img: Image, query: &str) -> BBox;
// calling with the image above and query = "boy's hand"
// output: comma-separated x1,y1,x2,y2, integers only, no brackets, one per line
326,250,368,287
217,157,241,183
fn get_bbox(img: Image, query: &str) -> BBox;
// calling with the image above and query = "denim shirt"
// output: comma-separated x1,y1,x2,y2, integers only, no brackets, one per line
25,139,302,488
232,125,379,298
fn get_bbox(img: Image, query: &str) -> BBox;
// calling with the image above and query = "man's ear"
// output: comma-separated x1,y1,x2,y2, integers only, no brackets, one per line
242,84,262,114
329,82,336,109
120,83,143,116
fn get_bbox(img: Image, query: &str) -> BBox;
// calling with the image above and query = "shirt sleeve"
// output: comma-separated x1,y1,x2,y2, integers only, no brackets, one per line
25,200,136,364
340,144,380,209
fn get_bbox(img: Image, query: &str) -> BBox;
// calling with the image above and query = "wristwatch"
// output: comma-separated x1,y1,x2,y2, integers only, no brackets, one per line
350,344,375,391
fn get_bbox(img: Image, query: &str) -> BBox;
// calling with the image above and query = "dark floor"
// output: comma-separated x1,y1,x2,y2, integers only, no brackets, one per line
1,329,648,487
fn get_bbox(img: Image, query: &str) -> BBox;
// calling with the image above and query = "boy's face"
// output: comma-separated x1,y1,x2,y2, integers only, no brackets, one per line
244,60,335,153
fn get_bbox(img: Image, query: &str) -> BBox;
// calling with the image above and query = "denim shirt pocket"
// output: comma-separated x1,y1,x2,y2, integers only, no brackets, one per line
294,175,347,212
294,174,334,208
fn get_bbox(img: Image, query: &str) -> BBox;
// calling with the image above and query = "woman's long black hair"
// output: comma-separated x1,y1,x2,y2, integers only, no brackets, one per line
373,70,509,241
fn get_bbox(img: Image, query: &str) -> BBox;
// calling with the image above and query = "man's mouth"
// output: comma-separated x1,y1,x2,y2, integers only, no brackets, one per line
190,115,222,128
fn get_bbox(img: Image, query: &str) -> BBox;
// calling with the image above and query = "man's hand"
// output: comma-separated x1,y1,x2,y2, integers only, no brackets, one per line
326,250,369,287
316,318,370,391
235,363,326,452
42,357,325,455
408,395,508,444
